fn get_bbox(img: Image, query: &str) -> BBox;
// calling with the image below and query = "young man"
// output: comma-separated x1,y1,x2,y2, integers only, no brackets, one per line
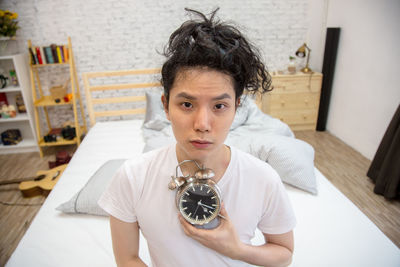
99,8,296,267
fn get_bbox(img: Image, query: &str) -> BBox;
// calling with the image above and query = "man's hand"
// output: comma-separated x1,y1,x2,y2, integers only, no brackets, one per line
178,203,244,260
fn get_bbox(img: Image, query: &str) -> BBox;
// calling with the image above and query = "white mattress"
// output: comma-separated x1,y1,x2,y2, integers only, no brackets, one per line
6,120,400,267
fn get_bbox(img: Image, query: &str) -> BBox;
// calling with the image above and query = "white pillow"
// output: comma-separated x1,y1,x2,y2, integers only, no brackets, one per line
143,90,170,131
56,159,126,216
239,135,318,194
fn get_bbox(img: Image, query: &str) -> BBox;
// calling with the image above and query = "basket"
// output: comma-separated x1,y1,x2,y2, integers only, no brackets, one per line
50,79,70,100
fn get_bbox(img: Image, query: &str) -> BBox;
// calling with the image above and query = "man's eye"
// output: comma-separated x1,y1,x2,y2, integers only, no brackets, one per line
215,103,226,110
181,102,193,109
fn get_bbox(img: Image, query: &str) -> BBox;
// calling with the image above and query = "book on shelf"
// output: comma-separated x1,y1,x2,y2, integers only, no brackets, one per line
40,46,46,64
63,46,69,62
28,43,69,65
44,46,54,64
35,47,43,64
28,47,37,65
56,46,62,63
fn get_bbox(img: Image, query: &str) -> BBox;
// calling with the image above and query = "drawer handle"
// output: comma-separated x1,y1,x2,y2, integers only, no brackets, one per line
303,115,307,120
304,99,309,105
281,101,285,106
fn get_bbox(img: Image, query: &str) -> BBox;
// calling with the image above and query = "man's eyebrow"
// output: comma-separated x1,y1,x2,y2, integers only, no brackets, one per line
175,92,232,100
175,92,196,100
212,93,232,100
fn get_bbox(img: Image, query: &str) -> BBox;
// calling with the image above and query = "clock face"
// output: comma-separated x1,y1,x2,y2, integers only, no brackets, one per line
178,183,220,225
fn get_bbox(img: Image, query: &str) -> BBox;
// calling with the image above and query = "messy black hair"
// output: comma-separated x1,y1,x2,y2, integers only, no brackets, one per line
161,8,272,101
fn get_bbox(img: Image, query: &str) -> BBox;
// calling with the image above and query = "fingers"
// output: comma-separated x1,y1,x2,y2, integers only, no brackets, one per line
218,202,229,220
219,203,227,216
178,215,199,236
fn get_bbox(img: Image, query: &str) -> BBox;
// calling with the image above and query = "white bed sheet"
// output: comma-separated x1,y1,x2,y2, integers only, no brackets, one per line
6,120,400,267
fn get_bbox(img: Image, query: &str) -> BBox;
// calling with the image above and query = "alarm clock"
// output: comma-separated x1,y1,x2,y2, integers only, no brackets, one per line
168,160,222,229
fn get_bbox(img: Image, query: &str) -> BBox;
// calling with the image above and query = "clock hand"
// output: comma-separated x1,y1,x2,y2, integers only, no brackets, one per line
193,202,200,216
198,202,216,210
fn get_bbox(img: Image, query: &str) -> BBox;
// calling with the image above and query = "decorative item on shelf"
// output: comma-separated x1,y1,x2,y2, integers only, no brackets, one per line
288,56,296,74
61,125,76,140
0,74,8,88
50,78,70,102
0,104,9,118
0,92,8,106
15,93,26,113
296,43,312,73
0,10,19,38
44,128,62,143
63,93,72,103
1,129,22,145
0,10,19,55
9,69,18,85
1,104,17,118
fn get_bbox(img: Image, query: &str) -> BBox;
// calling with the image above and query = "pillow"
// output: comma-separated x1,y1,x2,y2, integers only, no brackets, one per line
228,134,317,194
230,96,251,130
143,90,170,131
255,136,317,194
56,159,126,216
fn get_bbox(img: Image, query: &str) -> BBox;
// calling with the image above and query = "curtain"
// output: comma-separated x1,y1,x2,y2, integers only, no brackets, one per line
367,104,400,199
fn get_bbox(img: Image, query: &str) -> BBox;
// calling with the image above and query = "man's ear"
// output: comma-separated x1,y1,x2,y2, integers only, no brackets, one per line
235,97,241,109
161,94,170,120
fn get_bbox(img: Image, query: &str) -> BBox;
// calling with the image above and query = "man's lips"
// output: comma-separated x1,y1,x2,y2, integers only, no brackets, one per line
190,140,212,148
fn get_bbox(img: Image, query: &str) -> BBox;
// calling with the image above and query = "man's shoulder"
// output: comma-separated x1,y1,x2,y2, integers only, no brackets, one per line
124,143,175,170
232,146,273,168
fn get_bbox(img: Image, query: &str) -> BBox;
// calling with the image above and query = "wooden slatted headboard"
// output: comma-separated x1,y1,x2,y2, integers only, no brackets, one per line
82,68,162,127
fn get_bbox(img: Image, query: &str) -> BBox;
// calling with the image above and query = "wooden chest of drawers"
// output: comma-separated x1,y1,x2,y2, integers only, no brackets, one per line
257,72,323,130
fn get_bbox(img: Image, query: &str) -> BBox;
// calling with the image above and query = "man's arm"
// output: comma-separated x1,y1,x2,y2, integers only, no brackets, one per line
110,215,147,267
178,205,293,267
237,231,293,267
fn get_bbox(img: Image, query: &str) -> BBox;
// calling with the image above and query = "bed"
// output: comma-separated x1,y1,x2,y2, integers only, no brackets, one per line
6,69,400,267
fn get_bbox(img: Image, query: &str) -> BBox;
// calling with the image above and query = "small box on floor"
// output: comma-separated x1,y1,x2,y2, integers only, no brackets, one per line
48,151,72,169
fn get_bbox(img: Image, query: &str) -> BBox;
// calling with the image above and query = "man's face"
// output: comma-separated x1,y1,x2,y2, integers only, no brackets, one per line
163,68,237,165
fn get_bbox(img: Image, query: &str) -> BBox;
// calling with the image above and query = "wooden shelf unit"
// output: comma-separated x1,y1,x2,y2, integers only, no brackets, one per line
0,53,39,154
258,71,323,131
28,37,87,157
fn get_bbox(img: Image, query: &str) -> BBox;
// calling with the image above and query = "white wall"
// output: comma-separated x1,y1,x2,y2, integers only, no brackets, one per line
0,0,309,129
325,0,400,160
306,0,329,72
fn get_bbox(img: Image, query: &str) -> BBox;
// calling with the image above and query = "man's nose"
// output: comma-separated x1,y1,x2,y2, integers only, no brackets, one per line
193,107,211,132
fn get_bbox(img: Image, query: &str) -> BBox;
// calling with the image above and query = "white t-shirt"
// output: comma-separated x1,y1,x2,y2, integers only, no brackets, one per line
98,144,296,267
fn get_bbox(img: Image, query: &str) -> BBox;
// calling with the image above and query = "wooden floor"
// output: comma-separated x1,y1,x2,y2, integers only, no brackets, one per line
0,145,76,266
0,131,399,266
295,130,400,249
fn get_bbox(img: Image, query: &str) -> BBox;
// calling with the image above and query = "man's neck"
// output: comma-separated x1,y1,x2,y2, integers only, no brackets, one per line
176,145,231,183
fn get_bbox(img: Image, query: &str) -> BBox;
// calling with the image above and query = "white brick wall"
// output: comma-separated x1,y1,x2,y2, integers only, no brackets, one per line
1,0,308,129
